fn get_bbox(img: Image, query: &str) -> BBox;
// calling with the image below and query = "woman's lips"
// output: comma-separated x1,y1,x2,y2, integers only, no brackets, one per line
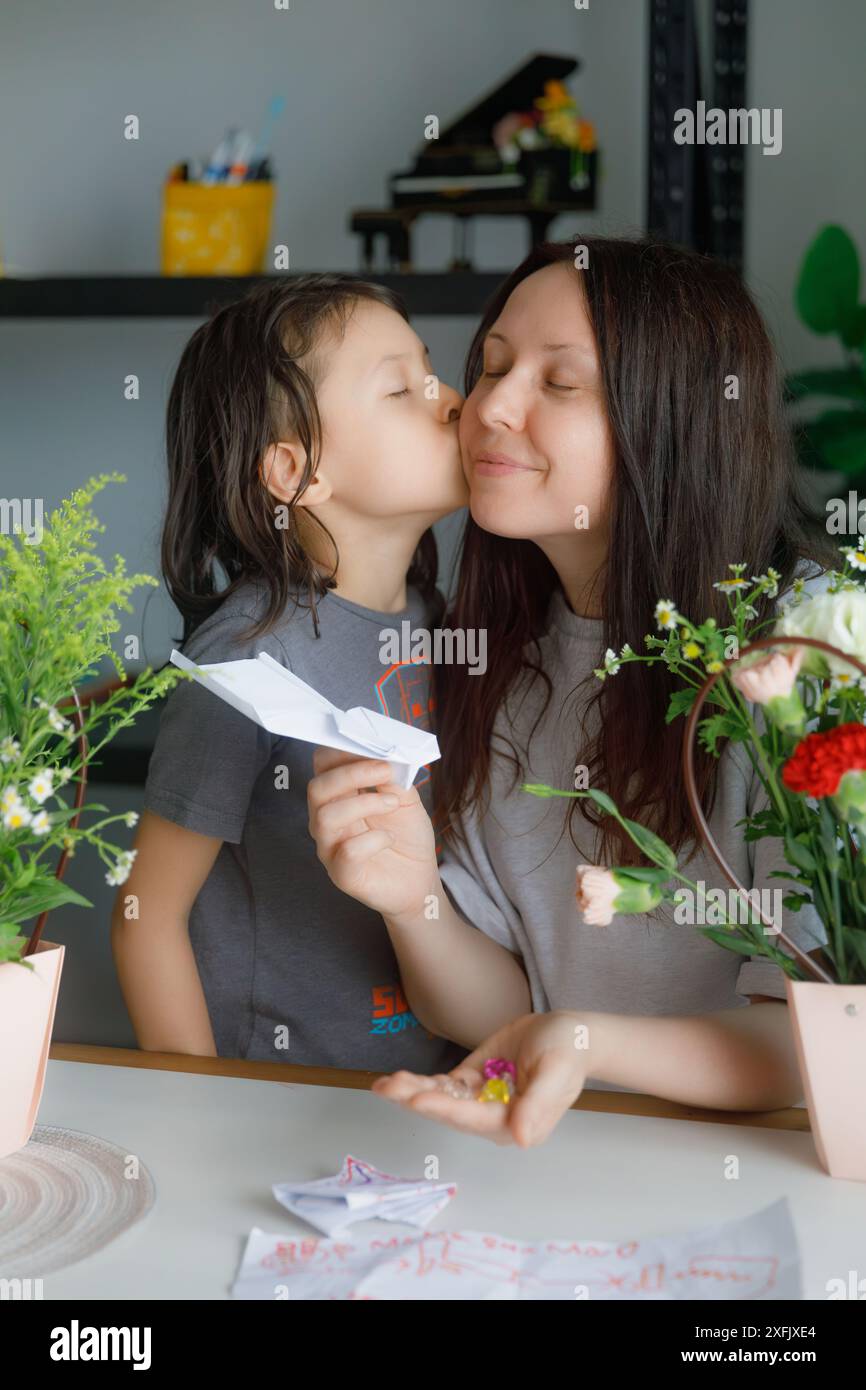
473,453,537,477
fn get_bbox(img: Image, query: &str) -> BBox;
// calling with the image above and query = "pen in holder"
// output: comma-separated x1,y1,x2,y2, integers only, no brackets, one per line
160,180,275,275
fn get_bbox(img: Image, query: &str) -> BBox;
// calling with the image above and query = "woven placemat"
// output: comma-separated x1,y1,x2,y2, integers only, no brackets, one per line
0,1125,156,1278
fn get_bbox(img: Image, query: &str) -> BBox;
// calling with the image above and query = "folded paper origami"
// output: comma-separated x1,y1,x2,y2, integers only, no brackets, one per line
169,649,440,788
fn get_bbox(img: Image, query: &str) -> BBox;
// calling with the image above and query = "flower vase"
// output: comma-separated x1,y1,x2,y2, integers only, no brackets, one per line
785,978,866,1181
0,939,65,1158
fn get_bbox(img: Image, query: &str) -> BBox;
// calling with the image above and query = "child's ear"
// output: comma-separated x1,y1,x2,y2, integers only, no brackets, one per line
259,441,333,506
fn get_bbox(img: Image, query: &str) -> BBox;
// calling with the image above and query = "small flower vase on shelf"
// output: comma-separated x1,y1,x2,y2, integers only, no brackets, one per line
683,633,866,1182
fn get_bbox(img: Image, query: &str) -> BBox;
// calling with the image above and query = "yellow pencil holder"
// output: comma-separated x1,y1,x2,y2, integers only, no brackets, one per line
160,181,275,275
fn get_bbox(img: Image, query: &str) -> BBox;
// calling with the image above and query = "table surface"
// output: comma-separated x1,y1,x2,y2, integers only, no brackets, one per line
19,1045,864,1299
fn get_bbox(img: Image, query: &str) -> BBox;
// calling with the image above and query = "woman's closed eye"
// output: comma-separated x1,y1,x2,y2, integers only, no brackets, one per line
482,370,578,392
388,387,411,398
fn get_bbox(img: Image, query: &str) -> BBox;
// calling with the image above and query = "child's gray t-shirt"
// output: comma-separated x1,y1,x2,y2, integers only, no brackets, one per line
438,578,830,1089
143,578,467,1073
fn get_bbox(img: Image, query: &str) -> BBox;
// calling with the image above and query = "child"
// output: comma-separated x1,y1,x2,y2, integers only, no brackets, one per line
306,237,837,1144
110,273,469,1073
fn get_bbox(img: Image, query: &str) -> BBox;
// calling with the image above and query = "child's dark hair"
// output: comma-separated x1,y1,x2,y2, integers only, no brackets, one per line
162,274,438,643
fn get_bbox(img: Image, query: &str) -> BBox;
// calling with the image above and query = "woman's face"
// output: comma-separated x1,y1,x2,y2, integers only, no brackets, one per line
458,262,614,552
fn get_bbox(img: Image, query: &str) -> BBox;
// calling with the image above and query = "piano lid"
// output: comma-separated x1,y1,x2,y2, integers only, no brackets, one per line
423,53,578,150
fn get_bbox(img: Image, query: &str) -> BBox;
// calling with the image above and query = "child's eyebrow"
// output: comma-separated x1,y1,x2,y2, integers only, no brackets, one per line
371,344,431,370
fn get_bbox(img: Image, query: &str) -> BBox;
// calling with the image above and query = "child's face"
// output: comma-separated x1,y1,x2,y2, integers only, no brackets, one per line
312,301,468,521
458,262,614,550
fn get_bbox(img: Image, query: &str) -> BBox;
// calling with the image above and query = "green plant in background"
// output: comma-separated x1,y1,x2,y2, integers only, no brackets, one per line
787,225,866,507
0,473,189,969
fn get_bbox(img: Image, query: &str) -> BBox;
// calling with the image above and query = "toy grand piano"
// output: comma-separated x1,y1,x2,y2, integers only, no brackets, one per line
349,53,598,271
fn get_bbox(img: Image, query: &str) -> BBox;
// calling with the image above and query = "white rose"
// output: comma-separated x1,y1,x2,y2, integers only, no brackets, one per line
774,589,866,679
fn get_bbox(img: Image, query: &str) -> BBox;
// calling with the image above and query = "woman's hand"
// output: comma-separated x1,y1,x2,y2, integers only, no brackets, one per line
307,747,439,921
371,1010,606,1147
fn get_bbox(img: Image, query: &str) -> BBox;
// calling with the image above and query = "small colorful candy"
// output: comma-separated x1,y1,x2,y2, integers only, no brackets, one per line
482,1057,516,1082
478,1076,513,1104
477,1058,517,1103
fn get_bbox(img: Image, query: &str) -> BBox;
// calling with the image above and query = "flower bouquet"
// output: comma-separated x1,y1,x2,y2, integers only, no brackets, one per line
492,78,597,197
0,473,188,1156
525,551,866,1179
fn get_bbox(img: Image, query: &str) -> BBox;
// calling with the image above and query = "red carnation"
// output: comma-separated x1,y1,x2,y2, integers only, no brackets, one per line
782,721,866,799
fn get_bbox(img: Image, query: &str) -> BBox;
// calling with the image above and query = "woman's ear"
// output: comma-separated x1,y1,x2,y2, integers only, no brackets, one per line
259,441,333,506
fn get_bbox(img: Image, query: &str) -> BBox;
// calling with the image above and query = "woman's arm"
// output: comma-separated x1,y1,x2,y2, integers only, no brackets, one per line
307,748,531,1043
586,997,803,1111
373,992,812,1147
382,872,531,1045
110,810,223,1056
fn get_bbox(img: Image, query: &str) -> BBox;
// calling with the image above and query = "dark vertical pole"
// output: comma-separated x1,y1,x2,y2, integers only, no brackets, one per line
708,0,748,269
646,0,697,246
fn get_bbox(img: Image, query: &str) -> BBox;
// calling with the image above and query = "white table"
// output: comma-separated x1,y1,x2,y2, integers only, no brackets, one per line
24,1056,866,1300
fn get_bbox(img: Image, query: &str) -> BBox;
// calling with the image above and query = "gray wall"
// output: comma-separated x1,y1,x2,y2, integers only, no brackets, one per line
1,0,863,1044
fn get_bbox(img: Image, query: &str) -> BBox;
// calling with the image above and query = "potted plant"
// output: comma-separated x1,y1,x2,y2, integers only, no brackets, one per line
786,224,866,519
0,473,185,1158
525,552,866,1181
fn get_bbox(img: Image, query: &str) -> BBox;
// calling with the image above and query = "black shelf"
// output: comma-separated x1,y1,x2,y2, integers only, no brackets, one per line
0,273,507,319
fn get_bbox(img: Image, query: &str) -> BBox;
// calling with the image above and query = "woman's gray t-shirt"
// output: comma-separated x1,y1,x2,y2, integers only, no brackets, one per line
143,578,467,1073
438,581,829,1067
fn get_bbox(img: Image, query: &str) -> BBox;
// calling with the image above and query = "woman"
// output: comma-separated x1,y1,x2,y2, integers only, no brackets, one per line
307,236,836,1145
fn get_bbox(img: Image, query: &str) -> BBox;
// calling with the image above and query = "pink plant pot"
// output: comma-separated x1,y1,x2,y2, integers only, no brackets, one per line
0,940,65,1158
786,978,866,1182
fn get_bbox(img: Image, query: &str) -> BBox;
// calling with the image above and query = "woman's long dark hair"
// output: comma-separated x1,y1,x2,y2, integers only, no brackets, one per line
162,274,438,643
433,236,836,867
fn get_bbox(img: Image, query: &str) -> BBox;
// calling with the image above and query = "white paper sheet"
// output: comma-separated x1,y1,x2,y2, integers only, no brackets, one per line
231,1197,802,1300
169,649,439,788
272,1154,457,1236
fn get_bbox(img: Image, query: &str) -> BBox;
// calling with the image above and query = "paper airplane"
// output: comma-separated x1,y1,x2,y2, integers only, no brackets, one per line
169,648,440,788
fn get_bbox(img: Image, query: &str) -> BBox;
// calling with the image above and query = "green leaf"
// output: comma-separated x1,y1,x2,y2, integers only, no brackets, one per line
845,930,866,975
786,367,866,403
796,225,859,334
611,866,672,885
839,304,866,351
800,411,866,475
784,832,817,873
586,788,619,817
699,927,759,956
0,877,92,924
665,687,699,724
620,818,678,872
785,367,866,403
782,892,810,912
697,712,743,756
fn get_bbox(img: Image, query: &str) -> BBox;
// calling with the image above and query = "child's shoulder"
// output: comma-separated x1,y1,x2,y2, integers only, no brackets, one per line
180,578,297,667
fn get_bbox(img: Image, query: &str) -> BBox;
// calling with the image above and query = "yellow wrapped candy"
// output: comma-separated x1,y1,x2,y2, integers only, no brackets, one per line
477,1077,513,1104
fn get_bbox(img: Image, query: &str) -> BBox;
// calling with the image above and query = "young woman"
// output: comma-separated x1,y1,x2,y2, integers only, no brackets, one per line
111,273,470,1073
306,236,836,1145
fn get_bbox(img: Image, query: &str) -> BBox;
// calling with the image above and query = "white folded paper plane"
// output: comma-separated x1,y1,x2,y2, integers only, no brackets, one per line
169,648,440,788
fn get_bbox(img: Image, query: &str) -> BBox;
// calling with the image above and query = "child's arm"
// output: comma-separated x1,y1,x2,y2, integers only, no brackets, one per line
307,750,531,1043
110,810,223,1056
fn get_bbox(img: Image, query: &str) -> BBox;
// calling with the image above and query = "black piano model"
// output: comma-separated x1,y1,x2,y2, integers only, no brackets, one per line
350,53,598,273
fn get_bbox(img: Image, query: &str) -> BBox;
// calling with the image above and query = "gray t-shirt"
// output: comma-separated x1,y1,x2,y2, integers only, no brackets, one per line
143,577,467,1073
438,577,829,1086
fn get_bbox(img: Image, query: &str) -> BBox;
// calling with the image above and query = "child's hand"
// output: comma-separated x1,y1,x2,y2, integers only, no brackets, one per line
371,1011,604,1147
307,747,439,921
